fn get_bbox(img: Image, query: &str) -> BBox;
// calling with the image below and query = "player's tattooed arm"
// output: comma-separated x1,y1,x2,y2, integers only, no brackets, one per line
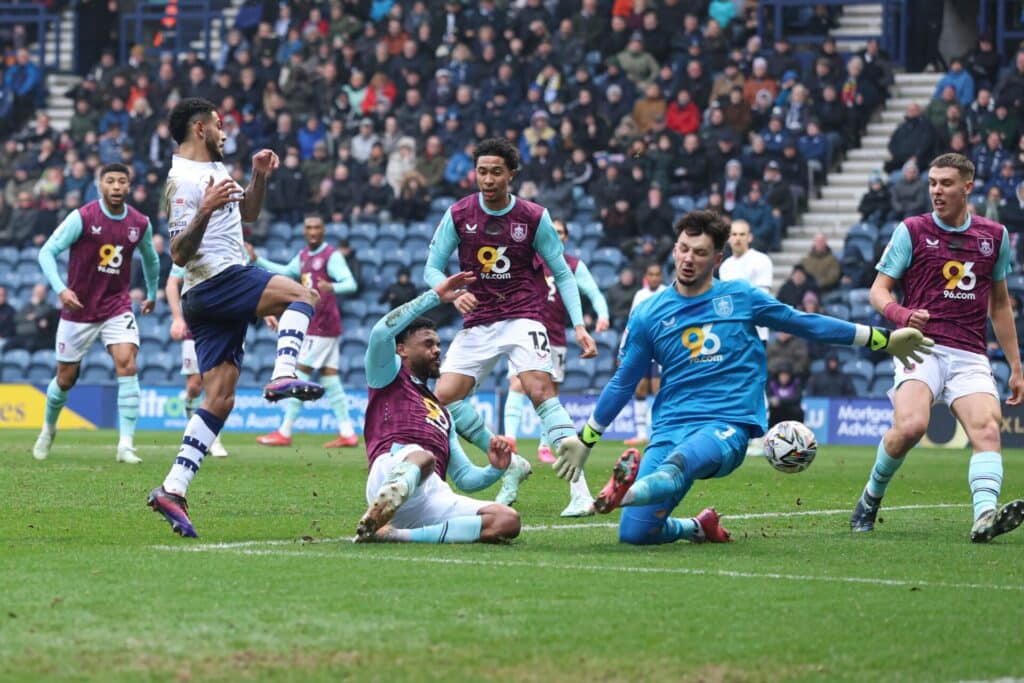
171,177,236,266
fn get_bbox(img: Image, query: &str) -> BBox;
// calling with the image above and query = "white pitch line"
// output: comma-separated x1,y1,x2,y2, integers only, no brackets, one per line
151,545,1024,593
151,503,971,552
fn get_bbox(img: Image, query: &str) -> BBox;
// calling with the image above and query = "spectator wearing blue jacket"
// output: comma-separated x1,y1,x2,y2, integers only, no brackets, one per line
733,182,784,252
297,115,326,161
4,48,42,128
98,97,130,135
798,120,832,175
933,58,976,107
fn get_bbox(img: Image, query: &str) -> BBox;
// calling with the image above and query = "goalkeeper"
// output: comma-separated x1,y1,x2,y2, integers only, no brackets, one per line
550,210,934,545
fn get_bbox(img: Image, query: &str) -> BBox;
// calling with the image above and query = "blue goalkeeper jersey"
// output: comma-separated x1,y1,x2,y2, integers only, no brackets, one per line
595,278,862,437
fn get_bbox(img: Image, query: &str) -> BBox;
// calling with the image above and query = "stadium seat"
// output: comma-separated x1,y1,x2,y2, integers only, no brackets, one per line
562,368,592,393
358,247,383,269
879,221,899,244
842,236,875,263
27,365,53,383
0,246,17,264
579,235,601,256
847,288,872,308
591,247,625,269
18,247,40,264
847,223,880,243
343,299,368,322
809,359,826,376
575,195,596,211
588,262,619,289
873,360,893,378
408,222,435,241
1005,273,1024,297
842,358,875,383
238,365,262,387
669,195,695,214
347,234,374,253
81,365,114,384
403,235,430,254
375,235,403,253
992,360,1011,391
140,366,170,385
429,196,456,213
326,222,350,241
85,350,115,372
409,263,425,284
851,375,871,396
593,351,615,375
378,222,406,240
848,303,875,323
382,248,414,268
581,222,603,239
267,244,293,263
868,375,892,398
1,348,30,369
592,329,620,356
824,302,850,320
345,365,367,387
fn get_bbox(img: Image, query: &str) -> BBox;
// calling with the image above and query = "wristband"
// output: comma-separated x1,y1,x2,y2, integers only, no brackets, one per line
867,326,891,351
580,422,603,448
883,301,913,327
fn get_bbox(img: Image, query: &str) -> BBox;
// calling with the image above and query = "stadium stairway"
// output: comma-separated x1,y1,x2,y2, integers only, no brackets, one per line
41,1,245,132
832,4,884,54
771,70,942,291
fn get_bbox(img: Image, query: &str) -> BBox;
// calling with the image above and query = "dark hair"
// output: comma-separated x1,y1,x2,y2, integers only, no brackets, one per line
303,212,325,225
474,137,519,172
553,218,569,237
396,317,436,344
168,97,217,144
930,152,975,182
99,163,131,178
674,209,730,251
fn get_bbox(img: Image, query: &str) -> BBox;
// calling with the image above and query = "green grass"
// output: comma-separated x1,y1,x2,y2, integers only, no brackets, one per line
2,430,1023,683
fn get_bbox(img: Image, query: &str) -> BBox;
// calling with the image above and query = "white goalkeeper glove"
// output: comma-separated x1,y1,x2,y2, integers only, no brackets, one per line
869,326,935,368
553,421,602,482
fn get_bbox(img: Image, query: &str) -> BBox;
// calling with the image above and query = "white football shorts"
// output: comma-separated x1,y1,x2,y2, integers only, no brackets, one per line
888,343,998,405
507,344,566,383
297,335,341,370
440,318,553,380
366,443,488,528
55,313,140,363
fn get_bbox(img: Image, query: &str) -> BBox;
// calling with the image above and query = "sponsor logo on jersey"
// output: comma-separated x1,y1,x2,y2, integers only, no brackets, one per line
661,316,675,327
510,222,528,242
97,244,125,275
925,237,939,248
464,223,478,233
477,245,512,279
681,324,724,363
942,260,977,300
712,295,734,317
90,225,102,235
979,237,994,256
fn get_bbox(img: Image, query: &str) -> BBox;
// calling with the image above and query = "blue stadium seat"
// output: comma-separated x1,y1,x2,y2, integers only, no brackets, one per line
565,353,595,378
352,222,379,238
267,244,293,264
238,365,262,387
593,350,616,375
809,359,826,376
992,360,1011,391
851,375,871,395
359,247,383,269
378,223,406,240
85,350,115,372
326,221,350,241
562,368,592,393
343,299,369,321
15,262,39,281
1005,273,1024,296
590,247,625,269
347,234,374,253
2,348,30,369
345,365,367,387
81,365,115,384
879,221,899,244
403,234,430,253
375,235,403,253
669,195,695,214
0,246,18,263
824,302,850,320
842,235,875,263
874,360,893,378
581,222,603,239
579,235,601,256
588,262,619,289
408,222,435,241
847,221,880,240
868,376,891,398
848,303,875,323
409,263,425,284
18,246,40,264
592,329,619,355
575,195,596,211
27,365,53,383
140,366,170,385
842,358,875,383
382,248,414,267
847,288,872,308
430,197,455,213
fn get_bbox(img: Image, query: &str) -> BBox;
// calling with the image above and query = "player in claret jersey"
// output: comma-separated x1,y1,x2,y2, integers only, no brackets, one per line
850,153,1024,542
424,137,598,495
34,163,160,464
250,213,361,448
355,271,520,544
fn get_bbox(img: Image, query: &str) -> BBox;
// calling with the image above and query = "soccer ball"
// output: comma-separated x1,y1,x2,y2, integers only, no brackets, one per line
763,420,817,473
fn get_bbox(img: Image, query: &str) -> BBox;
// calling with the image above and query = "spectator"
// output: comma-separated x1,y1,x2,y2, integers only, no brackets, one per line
767,363,805,427
934,58,975,108
762,159,797,227
357,171,394,220
391,171,431,222
302,141,335,201
806,353,857,397
266,150,309,225
1000,180,1024,237
890,159,930,218
965,88,995,144
0,285,14,347
601,198,639,250
973,185,1004,223
710,61,745,104
777,264,819,309
858,171,893,225
337,238,362,292
993,50,1024,119
799,233,841,292
979,102,1018,143
743,57,778,107
4,48,42,130
378,267,418,308
632,82,667,134
415,135,447,189
605,266,640,329
617,32,659,86
885,103,935,173
130,233,172,302
384,136,417,195
973,131,1009,185
766,330,810,379
3,191,40,247
733,182,783,252
967,35,1001,91
4,283,55,352
350,118,380,163
926,85,961,130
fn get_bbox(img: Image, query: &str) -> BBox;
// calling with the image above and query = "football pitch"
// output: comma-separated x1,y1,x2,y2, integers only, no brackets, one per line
2,430,1022,683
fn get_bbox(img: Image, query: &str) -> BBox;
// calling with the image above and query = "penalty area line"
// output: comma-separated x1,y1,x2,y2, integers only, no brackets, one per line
151,545,1024,593
150,502,971,552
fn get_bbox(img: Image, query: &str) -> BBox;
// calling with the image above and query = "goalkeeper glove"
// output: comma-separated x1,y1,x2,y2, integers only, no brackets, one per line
553,420,603,482
868,326,935,368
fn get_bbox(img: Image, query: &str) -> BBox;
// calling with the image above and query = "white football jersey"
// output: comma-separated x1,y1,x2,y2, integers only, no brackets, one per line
630,283,667,312
165,155,246,292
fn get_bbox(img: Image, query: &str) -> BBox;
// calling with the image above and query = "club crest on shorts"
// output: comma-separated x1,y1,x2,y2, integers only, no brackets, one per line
128,227,139,243
510,222,528,242
713,295,734,317
978,237,993,257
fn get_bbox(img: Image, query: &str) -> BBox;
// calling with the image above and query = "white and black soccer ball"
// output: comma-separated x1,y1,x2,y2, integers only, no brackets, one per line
763,420,817,473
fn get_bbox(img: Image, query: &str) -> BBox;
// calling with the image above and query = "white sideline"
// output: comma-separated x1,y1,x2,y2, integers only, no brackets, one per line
151,546,1024,593
151,502,970,550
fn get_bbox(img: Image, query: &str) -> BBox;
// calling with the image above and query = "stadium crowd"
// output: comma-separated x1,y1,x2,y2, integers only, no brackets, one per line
0,0,1020,410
